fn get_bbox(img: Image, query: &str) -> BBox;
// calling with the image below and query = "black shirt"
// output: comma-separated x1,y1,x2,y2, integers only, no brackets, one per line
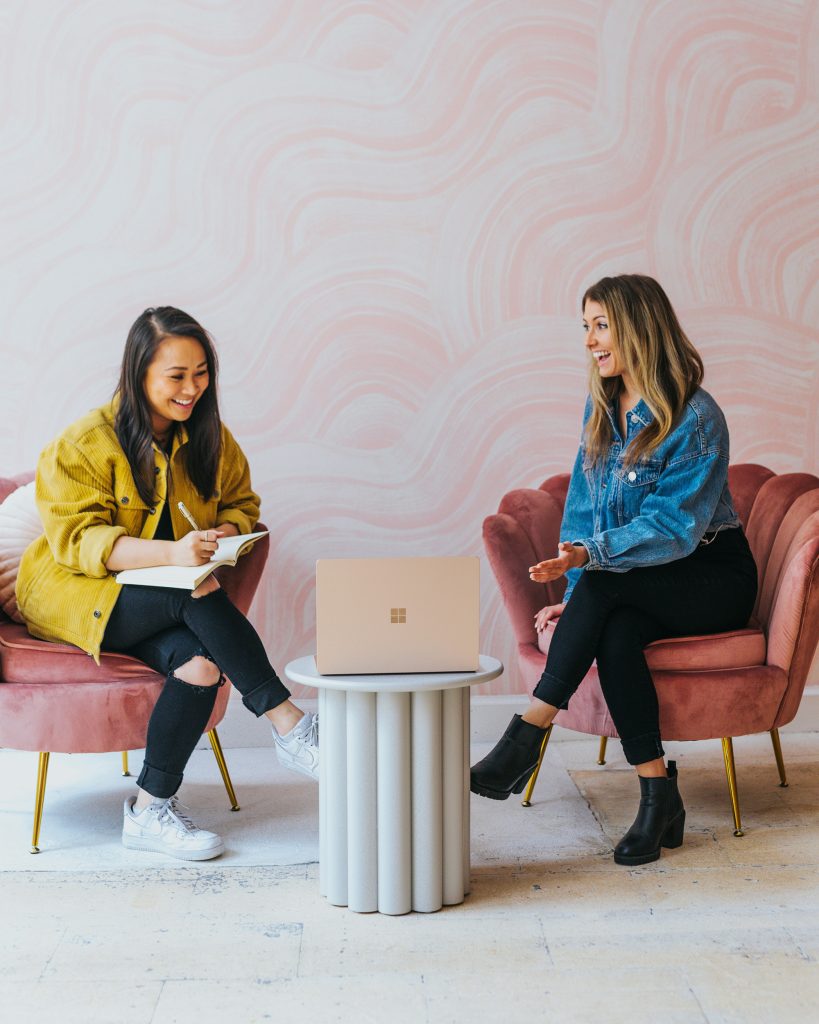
153,499,175,542
154,434,176,543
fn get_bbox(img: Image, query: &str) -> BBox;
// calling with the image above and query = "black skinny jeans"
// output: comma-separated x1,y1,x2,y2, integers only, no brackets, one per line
103,584,291,799
533,527,758,766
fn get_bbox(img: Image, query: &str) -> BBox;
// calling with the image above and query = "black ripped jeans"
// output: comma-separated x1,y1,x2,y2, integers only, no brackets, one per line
533,527,758,765
103,584,291,799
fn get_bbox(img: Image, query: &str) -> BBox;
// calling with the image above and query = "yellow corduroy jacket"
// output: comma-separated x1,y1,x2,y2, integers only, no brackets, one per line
17,401,260,662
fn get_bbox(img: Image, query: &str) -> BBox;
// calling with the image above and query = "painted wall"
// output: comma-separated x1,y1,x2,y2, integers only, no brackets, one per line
2,1,817,695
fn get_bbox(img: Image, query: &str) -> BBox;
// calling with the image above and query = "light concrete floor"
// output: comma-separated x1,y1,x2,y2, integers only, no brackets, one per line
1,732,818,1023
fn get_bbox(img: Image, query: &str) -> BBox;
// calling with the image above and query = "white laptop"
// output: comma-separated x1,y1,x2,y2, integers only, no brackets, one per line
315,556,479,675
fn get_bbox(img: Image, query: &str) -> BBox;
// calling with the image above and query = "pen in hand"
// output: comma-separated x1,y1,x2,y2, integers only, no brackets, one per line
178,501,222,560
177,501,200,531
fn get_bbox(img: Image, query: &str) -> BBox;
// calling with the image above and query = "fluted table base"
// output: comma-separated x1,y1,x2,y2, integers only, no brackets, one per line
318,685,471,915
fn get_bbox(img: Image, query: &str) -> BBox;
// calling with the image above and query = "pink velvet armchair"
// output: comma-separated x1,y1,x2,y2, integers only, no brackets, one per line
0,472,270,852
483,463,819,835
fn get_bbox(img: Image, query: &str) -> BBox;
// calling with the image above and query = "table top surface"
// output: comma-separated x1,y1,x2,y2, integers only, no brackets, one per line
284,654,503,693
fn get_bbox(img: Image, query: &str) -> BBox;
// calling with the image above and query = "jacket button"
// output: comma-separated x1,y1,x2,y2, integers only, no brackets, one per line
628,471,637,482
120,496,129,504
149,507,156,515
93,610,101,619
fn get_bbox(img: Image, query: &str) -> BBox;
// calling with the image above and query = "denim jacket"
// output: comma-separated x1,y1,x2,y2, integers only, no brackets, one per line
561,387,741,602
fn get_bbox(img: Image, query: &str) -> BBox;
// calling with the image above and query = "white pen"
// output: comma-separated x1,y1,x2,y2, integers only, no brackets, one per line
177,501,200,532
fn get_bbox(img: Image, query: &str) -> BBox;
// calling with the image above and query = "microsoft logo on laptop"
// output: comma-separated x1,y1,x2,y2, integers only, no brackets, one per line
390,608,407,624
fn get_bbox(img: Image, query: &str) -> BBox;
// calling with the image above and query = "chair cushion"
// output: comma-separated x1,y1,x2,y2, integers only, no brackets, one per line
0,619,232,752
0,620,162,684
0,481,43,622
642,627,766,670
537,618,766,671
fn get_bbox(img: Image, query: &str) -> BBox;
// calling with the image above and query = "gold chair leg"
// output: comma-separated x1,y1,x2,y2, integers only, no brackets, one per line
31,752,50,854
721,737,744,837
121,751,130,777
597,736,608,765
521,724,553,807
769,728,788,787
208,728,240,811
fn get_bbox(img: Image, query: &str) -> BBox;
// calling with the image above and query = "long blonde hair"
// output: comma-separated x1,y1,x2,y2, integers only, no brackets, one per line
582,275,704,467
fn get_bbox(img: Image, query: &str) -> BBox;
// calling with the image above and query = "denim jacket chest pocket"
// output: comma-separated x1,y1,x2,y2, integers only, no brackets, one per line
583,444,627,530
609,458,663,526
580,446,603,529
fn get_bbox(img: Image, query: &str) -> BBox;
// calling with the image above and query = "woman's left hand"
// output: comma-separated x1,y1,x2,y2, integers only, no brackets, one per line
529,542,589,583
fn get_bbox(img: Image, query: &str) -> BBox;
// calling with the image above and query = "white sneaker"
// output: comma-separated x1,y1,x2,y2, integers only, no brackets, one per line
122,795,225,861
273,711,319,780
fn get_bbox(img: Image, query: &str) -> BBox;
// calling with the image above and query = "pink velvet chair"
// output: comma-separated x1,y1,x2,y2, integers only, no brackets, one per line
483,463,819,835
0,472,270,852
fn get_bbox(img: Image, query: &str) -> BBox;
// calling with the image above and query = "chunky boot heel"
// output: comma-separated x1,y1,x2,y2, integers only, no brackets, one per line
662,810,686,849
470,714,547,801
613,761,686,866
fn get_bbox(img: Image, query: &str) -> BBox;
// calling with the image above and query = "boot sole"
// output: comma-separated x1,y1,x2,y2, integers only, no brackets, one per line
613,847,662,866
470,772,532,801
470,782,512,800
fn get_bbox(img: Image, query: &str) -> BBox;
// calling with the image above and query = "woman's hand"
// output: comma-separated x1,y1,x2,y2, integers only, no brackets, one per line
529,541,589,583
171,530,225,567
534,602,566,633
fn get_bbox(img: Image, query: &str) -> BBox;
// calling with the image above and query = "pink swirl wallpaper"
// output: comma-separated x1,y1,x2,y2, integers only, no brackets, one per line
2,1,817,694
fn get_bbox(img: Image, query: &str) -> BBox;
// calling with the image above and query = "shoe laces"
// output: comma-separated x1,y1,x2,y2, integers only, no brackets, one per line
304,712,319,748
158,796,198,835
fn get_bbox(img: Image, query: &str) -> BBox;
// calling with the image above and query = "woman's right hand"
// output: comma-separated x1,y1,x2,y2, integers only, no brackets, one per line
171,530,223,566
534,602,565,633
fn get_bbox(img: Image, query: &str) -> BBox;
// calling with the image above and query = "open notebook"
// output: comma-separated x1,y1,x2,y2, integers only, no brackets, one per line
114,531,268,590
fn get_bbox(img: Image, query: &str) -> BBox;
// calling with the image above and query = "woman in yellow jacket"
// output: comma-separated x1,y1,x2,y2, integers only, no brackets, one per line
17,306,318,861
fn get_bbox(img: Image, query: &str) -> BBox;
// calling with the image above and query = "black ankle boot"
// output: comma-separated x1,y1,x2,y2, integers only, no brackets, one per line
613,760,685,865
470,714,547,800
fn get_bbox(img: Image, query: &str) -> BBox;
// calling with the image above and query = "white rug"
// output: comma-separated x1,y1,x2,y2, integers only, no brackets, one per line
0,740,608,873
0,747,320,871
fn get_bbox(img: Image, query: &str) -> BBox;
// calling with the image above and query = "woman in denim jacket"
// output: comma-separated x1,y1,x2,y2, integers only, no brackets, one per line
471,274,758,865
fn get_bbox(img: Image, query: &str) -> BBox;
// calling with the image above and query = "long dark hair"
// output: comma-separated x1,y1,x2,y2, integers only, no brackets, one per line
582,275,704,467
114,307,222,504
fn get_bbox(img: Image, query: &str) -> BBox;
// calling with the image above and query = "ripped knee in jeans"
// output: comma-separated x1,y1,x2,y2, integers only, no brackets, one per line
192,576,221,599
171,653,224,691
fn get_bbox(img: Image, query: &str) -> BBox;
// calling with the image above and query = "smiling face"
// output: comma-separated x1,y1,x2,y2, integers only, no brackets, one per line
143,335,209,438
583,299,625,379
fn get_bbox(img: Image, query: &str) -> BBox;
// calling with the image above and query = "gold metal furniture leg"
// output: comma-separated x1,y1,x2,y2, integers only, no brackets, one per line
721,737,744,837
121,751,130,777
521,724,553,807
31,752,50,854
769,728,788,787
208,728,240,811
597,736,608,765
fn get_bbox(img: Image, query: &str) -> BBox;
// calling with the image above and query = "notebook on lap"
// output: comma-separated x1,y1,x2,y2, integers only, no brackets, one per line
315,556,480,675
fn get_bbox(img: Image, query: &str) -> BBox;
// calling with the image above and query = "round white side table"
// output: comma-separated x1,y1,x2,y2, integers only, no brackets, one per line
284,655,503,915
